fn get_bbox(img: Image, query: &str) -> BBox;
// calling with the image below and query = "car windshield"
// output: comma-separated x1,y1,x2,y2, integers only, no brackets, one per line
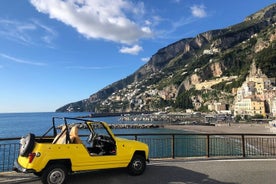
89,122,111,137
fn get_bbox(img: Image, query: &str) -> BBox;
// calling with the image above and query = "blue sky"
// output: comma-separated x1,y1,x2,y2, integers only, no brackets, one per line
0,0,275,113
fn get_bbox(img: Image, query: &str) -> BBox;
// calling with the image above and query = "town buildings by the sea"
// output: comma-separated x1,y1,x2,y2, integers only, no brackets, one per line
233,62,276,118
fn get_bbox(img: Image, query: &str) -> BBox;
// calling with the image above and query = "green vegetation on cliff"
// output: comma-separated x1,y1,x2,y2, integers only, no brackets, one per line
56,4,276,113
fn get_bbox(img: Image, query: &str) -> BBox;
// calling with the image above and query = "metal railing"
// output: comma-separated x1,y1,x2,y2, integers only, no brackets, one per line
1,133,276,172
0,138,21,172
116,133,276,158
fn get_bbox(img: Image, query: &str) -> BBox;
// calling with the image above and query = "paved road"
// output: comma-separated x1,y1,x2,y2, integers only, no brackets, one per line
1,158,276,184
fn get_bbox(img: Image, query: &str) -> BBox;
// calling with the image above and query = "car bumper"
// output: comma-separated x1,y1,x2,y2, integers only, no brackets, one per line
13,159,36,173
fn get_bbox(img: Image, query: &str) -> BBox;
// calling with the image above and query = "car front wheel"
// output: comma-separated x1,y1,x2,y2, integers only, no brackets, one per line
41,164,68,184
127,154,146,176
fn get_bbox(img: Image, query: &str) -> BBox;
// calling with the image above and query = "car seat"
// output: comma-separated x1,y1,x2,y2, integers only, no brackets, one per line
52,125,68,144
70,125,83,144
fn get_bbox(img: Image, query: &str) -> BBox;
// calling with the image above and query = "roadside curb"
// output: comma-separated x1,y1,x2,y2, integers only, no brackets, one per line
0,171,39,183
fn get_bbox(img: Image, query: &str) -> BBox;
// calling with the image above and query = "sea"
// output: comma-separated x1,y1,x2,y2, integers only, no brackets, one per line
0,112,185,138
0,112,247,172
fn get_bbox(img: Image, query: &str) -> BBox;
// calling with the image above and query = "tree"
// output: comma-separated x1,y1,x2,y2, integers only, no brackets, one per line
174,91,193,109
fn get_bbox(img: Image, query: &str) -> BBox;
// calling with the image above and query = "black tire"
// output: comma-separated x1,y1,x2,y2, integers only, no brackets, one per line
127,154,146,176
19,133,35,157
41,164,68,184
33,172,42,177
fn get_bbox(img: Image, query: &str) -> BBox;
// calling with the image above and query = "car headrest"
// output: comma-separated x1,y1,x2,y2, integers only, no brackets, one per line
70,126,79,136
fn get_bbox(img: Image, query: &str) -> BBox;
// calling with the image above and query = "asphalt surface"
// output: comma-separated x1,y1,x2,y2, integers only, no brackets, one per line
1,158,276,184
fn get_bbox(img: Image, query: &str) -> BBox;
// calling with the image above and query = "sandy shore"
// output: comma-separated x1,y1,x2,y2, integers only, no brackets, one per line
165,123,273,134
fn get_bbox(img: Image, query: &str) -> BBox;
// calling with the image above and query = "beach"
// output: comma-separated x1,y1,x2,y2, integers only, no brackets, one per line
165,123,273,134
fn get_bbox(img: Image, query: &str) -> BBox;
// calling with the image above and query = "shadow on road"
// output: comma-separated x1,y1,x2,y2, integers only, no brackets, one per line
66,164,235,184
9,159,276,184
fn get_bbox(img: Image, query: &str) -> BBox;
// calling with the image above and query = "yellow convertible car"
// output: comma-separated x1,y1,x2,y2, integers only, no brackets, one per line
13,117,149,184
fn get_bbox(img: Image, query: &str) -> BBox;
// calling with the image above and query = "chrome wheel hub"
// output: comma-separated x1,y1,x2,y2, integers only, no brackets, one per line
48,169,64,184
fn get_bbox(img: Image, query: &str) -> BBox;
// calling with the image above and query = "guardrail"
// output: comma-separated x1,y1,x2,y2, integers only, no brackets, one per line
1,133,276,172
0,138,20,172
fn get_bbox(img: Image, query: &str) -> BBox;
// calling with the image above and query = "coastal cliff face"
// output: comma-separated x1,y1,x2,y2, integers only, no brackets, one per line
56,3,276,113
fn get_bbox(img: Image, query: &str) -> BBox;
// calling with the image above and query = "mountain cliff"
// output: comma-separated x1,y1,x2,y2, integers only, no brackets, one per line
56,3,276,113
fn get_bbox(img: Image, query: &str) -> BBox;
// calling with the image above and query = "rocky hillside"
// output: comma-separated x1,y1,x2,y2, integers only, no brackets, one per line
56,3,276,113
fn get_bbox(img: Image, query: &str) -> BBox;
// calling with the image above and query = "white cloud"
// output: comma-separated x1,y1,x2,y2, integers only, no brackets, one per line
0,19,34,45
32,19,57,45
190,5,207,18
144,20,152,26
0,18,57,46
119,45,142,55
141,57,150,62
30,0,153,45
172,0,181,3
0,53,46,66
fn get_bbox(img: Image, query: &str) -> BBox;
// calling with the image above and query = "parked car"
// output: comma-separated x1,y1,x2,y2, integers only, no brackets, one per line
13,117,149,184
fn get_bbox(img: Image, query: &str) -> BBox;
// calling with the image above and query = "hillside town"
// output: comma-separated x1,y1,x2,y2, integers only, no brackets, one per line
103,61,276,121
119,62,276,125
114,62,276,127
233,62,276,119
192,62,276,122
57,2,276,115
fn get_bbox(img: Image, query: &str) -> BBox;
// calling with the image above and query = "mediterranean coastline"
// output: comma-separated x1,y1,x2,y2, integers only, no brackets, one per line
164,123,272,134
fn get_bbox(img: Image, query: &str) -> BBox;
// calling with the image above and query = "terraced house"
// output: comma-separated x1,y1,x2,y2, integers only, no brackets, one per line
234,63,276,118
